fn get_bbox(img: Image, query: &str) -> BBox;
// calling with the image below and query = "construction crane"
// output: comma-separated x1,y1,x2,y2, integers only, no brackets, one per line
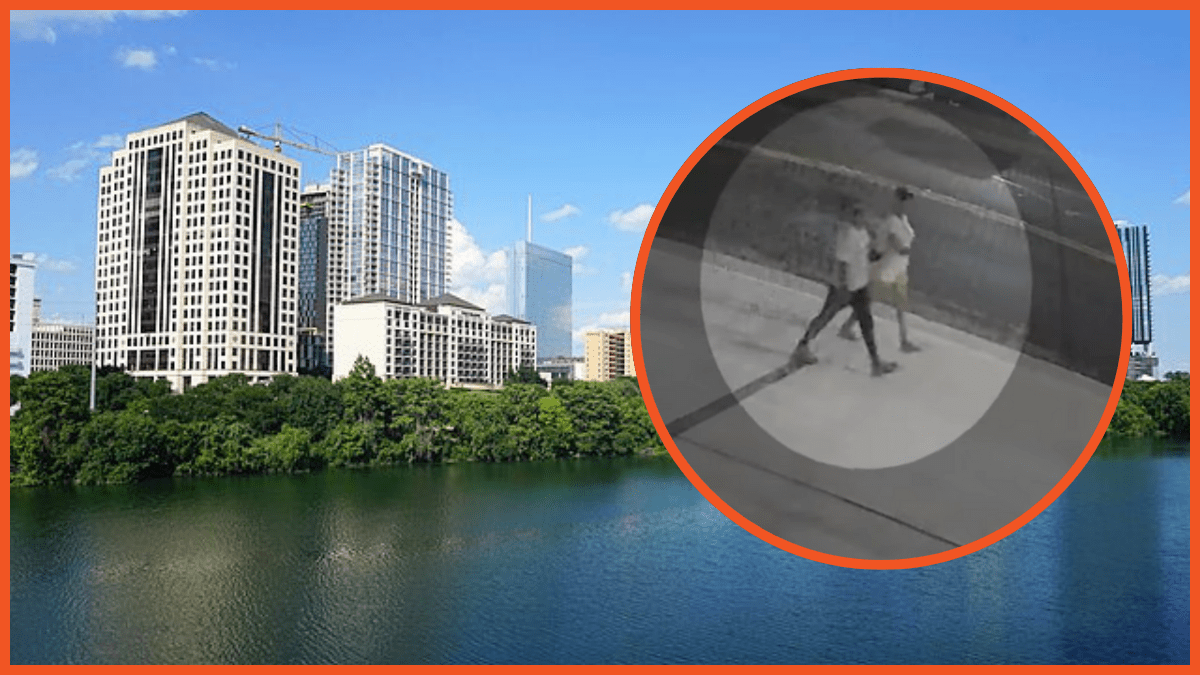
238,122,339,157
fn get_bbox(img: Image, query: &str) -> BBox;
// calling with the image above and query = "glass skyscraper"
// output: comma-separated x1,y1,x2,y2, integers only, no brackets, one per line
506,240,572,360
1117,223,1152,346
326,144,453,362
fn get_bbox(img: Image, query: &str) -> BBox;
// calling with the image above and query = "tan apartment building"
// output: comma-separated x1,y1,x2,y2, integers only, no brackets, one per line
584,328,635,382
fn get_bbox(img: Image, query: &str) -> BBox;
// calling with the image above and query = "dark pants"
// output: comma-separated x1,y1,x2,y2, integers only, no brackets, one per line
799,284,880,364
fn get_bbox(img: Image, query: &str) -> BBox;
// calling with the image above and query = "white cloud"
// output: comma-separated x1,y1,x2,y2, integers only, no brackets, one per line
542,203,581,222
10,149,38,179
192,56,236,71
46,132,124,182
1152,274,1189,296
163,45,177,56
620,271,633,291
46,158,91,182
10,10,187,44
607,203,656,232
118,47,158,70
34,254,78,274
93,134,124,150
448,218,508,314
564,245,588,259
1175,189,1190,206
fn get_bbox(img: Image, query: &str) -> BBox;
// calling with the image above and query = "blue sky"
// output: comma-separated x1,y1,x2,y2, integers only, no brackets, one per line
8,10,1191,372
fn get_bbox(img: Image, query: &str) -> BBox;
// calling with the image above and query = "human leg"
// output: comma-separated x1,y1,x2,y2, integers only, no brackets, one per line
850,288,896,377
791,285,850,366
893,275,919,352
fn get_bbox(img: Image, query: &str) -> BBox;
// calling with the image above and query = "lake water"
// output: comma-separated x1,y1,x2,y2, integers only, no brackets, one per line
10,440,1189,664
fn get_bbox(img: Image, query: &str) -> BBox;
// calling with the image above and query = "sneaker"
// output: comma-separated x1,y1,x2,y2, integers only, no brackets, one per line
871,361,898,377
837,325,858,341
789,343,818,369
900,341,921,353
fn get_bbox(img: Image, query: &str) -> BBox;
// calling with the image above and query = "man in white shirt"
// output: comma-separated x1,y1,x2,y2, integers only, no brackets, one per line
789,200,898,378
838,186,920,353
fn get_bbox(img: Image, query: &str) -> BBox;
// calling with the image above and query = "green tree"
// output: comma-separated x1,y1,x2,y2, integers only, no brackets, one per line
505,366,547,388
76,409,172,484
10,365,92,485
1104,397,1157,439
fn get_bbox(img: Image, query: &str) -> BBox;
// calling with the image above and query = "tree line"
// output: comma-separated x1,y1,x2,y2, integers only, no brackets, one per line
1103,372,1190,440
9,358,667,487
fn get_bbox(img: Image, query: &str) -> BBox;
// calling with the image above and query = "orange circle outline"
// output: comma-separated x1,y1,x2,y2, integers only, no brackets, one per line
631,67,1133,570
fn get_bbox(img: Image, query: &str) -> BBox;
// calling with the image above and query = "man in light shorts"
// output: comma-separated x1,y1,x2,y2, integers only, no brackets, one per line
838,186,920,354
789,200,898,378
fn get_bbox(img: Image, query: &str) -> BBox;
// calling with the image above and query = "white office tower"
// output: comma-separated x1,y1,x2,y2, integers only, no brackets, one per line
326,144,453,363
332,293,536,389
94,113,301,391
9,253,38,377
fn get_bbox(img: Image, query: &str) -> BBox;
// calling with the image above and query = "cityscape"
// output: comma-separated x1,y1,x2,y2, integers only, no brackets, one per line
10,112,638,395
7,11,1188,666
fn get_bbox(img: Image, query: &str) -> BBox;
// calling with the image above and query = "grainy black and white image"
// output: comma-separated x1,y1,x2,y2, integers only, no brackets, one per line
638,77,1125,562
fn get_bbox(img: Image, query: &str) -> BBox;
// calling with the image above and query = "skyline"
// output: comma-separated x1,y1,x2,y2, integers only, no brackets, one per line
9,10,1190,370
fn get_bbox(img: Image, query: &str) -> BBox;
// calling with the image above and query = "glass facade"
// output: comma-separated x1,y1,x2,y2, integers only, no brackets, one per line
506,240,572,359
327,145,453,362
1117,224,1152,346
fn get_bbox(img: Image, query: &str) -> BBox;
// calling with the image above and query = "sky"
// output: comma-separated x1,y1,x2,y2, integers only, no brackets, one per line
8,10,1191,372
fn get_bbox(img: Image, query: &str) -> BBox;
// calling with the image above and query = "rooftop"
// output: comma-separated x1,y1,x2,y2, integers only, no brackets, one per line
419,293,484,312
163,112,241,139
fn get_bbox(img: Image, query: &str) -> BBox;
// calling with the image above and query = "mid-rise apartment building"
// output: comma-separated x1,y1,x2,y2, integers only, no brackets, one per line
94,112,301,390
584,328,635,382
31,322,95,372
332,293,536,388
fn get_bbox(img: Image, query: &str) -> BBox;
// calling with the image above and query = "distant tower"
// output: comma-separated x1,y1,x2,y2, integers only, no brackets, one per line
507,196,573,360
1117,223,1157,379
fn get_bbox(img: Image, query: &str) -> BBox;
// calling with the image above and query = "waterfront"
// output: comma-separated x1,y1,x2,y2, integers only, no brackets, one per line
10,440,1189,664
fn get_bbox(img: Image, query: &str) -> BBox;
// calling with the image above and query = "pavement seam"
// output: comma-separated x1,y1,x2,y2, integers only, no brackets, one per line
678,434,965,552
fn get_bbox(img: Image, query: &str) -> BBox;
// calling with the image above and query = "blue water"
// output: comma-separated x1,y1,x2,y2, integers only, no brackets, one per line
10,443,1189,664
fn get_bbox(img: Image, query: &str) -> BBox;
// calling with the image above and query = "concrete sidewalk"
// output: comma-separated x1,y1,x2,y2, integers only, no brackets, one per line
640,239,1114,561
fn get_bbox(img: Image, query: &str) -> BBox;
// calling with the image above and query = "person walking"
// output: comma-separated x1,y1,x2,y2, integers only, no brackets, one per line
837,186,920,353
789,200,898,378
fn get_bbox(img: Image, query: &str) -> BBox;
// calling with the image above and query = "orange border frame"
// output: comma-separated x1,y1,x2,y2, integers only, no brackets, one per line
631,67,1134,571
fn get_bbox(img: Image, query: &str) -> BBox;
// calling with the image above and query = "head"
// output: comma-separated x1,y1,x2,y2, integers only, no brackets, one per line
839,197,868,229
893,186,914,213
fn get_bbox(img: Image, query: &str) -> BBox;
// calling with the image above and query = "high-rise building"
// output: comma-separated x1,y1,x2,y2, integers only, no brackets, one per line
506,199,572,359
332,293,536,388
31,321,95,373
1117,224,1152,346
584,328,635,382
10,253,38,377
1117,223,1156,379
298,183,331,374
326,144,453,364
94,112,301,391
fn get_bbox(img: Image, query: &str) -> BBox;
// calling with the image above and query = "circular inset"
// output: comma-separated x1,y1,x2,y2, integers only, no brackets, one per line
634,69,1129,569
